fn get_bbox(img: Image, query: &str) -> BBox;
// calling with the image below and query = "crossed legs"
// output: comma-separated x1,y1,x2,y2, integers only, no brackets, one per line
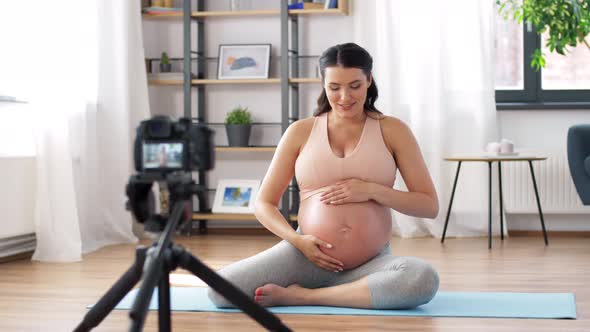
207,240,439,309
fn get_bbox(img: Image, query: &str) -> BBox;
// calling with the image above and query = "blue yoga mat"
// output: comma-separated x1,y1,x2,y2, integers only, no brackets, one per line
105,287,576,319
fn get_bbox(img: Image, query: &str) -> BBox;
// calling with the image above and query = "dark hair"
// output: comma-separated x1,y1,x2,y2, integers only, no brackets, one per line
314,43,381,117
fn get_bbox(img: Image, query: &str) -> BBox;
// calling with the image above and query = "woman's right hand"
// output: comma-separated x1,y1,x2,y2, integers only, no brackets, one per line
294,234,344,272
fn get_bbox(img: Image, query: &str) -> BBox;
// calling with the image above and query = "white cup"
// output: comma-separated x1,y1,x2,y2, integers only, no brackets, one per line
500,139,514,154
486,142,501,153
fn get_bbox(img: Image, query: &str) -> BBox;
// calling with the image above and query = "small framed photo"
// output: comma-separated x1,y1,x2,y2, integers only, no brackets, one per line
217,44,271,80
212,179,261,214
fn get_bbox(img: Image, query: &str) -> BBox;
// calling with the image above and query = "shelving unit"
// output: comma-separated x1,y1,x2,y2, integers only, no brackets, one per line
143,0,349,234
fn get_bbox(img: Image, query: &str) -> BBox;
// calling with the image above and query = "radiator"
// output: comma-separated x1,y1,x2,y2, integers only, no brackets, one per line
502,153,589,214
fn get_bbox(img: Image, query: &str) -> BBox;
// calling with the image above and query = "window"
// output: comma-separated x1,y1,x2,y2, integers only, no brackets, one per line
494,11,590,109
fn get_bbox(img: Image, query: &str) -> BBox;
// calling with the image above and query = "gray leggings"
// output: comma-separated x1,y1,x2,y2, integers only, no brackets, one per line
207,238,439,309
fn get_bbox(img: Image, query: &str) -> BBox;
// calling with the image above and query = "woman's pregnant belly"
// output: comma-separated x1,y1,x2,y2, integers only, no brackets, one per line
298,194,392,270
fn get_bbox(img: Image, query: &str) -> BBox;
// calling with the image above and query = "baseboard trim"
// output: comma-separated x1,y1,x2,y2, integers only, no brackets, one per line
0,250,34,263
509,230,590,237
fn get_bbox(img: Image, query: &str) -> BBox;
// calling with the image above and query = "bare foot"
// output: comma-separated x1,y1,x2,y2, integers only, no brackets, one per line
254,284,307,307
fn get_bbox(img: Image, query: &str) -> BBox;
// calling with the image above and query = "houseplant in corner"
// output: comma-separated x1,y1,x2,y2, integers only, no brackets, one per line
497,0,590,71
225,106,252,147
160,51,172,73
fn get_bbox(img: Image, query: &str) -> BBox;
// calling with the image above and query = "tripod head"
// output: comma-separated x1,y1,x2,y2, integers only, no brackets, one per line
126,171,206,232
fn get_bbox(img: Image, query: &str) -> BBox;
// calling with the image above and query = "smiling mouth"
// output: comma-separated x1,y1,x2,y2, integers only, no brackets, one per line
338,103,355,110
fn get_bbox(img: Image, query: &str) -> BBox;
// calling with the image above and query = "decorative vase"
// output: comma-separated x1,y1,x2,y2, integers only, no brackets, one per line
160,63,172,73
226,124,251,147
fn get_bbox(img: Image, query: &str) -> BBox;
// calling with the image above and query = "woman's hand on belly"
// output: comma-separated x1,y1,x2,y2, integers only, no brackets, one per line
319,178,375,205
293,234,345,272
299,196,392,270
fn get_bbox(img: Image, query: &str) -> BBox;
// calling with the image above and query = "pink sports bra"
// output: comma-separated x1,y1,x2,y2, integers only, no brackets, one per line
295,112,397,201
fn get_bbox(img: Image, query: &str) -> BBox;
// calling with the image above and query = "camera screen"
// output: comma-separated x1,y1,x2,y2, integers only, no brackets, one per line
142,142,183,170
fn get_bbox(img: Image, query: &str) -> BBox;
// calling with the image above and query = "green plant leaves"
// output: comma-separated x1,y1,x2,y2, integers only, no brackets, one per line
225,106,252,125
531,48,546,71
161,51,170,65
497,0,590,71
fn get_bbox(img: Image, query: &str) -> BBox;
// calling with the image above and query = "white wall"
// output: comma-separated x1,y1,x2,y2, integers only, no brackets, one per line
499,110,590,231
142,1,590,231
0,157,36,238
0,102,37,239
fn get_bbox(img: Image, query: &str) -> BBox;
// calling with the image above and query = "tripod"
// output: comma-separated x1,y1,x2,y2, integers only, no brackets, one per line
74,201,292,332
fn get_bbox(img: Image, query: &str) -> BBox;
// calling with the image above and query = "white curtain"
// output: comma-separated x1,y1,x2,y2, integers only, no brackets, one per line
353,0,502,238
73,0,151,255
0,1,150,262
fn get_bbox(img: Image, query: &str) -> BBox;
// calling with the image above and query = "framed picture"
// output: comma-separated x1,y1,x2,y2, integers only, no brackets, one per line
212,179,261,214
217,44,271,80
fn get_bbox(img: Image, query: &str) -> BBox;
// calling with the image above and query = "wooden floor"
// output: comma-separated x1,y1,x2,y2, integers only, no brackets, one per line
1,233,589,331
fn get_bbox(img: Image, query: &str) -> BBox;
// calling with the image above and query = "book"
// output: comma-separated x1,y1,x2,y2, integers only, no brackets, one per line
324,0,338,9
288,2,326,10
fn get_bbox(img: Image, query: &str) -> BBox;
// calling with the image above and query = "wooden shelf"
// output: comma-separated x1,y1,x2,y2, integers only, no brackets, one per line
142,4,349,19
216,146,276,152
195,78,281,85
192,10,280,17
142,12,183,18
147,79,183,85
148,78,320,85
142,10,278,18
148,78,280,85
289,8,346,15
193,213,298,221
290,77,321,84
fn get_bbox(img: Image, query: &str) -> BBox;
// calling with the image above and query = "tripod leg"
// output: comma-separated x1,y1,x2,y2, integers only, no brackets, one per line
175,247,292,332
73,247,147,332
158,263,171,332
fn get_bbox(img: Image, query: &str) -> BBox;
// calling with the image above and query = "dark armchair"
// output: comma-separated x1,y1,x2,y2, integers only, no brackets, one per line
567,124,590,205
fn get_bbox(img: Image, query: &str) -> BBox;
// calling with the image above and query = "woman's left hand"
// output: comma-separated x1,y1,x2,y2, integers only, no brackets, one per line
319,179,375,205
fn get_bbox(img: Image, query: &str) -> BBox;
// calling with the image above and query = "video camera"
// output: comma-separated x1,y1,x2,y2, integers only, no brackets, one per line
126,115,214,227
134,115,214,174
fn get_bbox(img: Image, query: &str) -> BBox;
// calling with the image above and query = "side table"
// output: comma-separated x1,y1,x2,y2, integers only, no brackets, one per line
441,154,549,249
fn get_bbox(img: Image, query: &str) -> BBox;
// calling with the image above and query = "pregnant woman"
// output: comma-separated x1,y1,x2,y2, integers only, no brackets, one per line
208,43,440,309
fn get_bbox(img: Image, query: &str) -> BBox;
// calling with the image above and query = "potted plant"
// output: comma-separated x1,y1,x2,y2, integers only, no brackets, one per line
497,0,590,71
160,51,172,73
225,106,252,147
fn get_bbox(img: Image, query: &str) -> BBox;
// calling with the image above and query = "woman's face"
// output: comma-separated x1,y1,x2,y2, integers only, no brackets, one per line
323,66,371,118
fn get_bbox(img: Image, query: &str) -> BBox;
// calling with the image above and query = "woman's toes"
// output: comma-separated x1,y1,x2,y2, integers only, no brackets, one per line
255,283,278,297
253,284,286,307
